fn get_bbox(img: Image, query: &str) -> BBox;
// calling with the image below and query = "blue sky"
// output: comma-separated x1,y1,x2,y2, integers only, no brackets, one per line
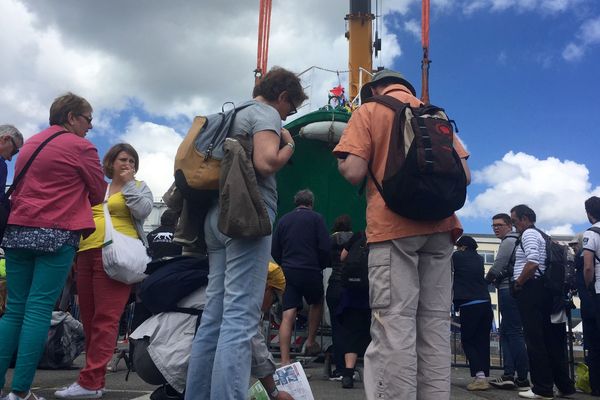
0,0,598,237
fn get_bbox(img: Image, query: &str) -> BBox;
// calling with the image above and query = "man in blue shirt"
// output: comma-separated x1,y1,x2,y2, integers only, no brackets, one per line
272,189,331,365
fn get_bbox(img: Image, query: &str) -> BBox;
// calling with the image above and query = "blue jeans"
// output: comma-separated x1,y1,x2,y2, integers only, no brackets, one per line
0,245,76,392
185,204,274,400
498,287,529,379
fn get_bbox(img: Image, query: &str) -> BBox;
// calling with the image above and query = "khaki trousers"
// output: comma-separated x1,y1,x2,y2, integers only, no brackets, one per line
363,233,453,400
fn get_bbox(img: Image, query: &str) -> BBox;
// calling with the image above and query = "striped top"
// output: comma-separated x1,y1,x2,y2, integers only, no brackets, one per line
513,228,547,280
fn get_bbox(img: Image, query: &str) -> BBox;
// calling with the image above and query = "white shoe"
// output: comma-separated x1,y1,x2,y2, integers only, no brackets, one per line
54,383,102,399
6,393,46,400
518,389,553,399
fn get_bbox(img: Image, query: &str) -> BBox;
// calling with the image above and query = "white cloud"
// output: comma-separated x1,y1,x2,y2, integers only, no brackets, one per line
461,0,583,14
404,19,421,40
459,151,600,234
562,15,600,61
546,224,575,236
562,43,585,61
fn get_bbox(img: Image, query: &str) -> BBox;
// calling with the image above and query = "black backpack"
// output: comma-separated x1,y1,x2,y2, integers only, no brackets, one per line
523,227,569,295
341,232,369,290
139,256,209,315
364,95,467,221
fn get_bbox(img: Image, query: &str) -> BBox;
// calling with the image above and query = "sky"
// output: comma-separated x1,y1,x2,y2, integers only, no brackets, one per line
1,0,599,237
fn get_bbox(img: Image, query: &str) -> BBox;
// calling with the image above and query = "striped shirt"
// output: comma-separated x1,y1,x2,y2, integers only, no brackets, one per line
513,228,547,280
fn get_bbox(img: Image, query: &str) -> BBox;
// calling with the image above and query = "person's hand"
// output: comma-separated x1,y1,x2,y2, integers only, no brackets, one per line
275,390,294,400
119,165,135,182
281,128,294,147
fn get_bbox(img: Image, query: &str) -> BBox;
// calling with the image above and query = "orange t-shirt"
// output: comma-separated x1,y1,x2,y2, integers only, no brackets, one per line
333,84,469,244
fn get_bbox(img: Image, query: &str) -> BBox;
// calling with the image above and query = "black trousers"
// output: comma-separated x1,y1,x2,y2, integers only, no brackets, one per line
515,279,574,397
326,281,345,372
459,302,493,377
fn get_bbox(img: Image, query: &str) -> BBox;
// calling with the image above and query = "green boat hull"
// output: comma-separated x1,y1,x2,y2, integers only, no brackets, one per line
276,109,366,231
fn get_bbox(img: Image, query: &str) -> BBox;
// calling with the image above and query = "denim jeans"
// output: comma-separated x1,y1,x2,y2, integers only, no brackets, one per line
498,287,529,379
185,204,274,400
0,245,76,392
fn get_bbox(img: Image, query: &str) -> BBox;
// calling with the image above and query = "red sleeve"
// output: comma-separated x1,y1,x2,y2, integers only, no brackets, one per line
78,143,107,206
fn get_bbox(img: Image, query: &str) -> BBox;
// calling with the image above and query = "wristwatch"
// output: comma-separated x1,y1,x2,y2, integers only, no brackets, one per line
268,387,280,399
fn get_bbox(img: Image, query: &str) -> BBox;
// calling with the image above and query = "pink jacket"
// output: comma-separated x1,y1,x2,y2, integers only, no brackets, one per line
8,125,107,237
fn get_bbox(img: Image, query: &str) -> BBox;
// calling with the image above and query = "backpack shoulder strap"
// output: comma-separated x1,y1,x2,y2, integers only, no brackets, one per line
363,95,410,112
587,226,600,262
587,226,600,236
363,95,410,200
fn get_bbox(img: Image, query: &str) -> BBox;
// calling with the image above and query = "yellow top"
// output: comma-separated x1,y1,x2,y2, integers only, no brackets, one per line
79,192,138,252
266,261,286,292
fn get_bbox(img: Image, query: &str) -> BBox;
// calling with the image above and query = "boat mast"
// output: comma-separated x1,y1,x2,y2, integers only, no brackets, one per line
346,0,374,100
255,0,272,84
421,0,430,104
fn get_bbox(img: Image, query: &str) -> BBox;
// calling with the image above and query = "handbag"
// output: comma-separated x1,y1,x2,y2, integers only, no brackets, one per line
217,136,271,238
101,190,150,284
0,130,68,241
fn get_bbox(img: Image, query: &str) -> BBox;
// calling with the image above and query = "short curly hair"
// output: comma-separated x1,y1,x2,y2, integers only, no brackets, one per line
102,143,139,179
252,66,308,107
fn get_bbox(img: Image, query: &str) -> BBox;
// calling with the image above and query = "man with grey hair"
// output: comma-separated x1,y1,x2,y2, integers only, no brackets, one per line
0,125,24,236
272,189,331,365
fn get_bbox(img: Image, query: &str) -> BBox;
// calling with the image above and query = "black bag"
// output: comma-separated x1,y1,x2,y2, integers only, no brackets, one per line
527,228,569,295
139,256,209,315
342,232,369,290
364,96,466,221
38,311,85,369
0,130,68,241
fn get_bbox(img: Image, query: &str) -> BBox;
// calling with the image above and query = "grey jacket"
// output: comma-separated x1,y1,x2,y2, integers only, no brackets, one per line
486,231,520,289
121,180,154,247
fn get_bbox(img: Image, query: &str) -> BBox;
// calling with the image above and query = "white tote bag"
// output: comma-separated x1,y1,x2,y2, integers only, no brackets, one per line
101,195,149,284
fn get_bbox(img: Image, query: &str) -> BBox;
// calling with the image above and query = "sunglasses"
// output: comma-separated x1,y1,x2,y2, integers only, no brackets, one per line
287,100,298,117
9,137,19,156
79,114,93,124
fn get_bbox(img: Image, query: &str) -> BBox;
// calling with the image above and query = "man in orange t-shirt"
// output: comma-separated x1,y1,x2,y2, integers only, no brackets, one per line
333,69,471,400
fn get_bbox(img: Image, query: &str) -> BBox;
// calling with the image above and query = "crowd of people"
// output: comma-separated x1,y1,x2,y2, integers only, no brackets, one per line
0,66,598,400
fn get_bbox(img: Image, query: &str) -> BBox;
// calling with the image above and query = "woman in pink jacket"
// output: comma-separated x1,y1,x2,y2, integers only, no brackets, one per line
0,93,106,400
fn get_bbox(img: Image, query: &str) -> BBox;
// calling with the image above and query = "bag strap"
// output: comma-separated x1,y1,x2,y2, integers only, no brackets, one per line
206,102,253,159
102,187,115,246
6,130,68,198
363,96,410,201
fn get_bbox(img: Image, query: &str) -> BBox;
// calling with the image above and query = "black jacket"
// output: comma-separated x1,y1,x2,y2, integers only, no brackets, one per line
452,249,490,304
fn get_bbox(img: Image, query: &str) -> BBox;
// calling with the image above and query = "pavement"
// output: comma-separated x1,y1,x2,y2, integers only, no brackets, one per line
4,354,600,400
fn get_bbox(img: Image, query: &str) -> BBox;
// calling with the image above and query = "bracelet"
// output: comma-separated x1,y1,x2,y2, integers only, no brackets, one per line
285,142,295,151
269,387,279,399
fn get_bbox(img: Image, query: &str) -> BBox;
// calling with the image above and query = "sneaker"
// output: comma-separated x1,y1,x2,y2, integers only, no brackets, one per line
7,393,46,400
55,383,103,399
328,370,343,381
518,389,553,399
341,376,354,389
467,378,490,391
489,375,516,390
516,378,532,391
